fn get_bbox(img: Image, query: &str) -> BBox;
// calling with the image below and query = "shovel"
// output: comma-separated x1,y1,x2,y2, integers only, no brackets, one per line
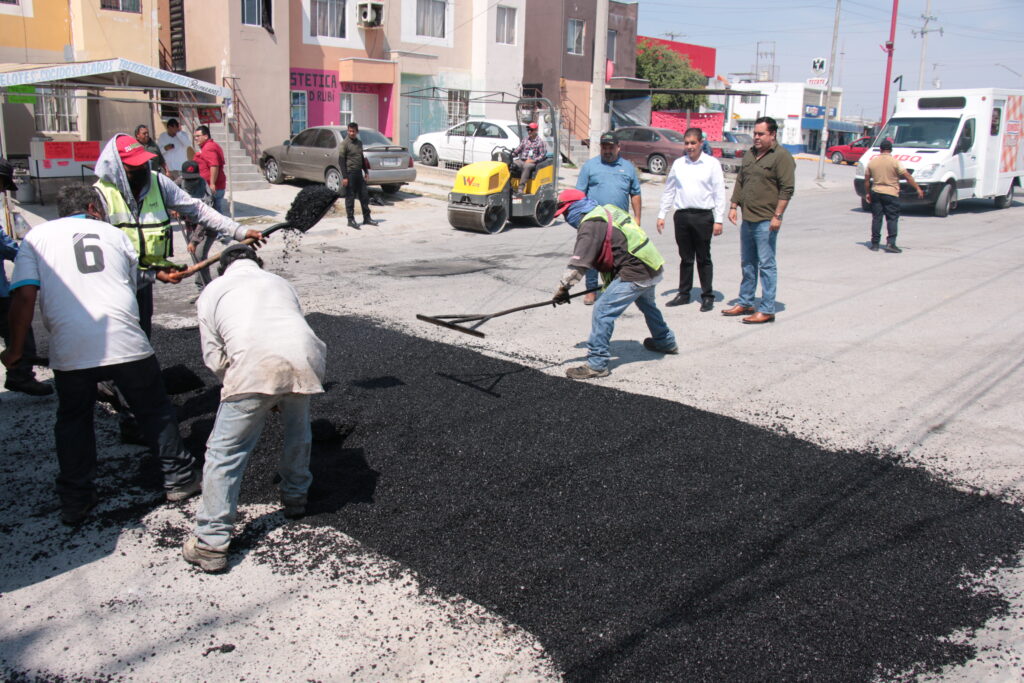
181,185,340,277
417,287,602,339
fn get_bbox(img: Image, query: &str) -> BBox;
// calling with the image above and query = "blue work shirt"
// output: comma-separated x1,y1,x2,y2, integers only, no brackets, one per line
0,228,18,298
576,155,641,212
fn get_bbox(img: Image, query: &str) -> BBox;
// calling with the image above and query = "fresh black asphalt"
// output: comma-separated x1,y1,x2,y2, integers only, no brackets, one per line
151,313,1024,682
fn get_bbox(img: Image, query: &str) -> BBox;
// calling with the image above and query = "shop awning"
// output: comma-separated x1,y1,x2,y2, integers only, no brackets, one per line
801,118,863,134
0,58,229,98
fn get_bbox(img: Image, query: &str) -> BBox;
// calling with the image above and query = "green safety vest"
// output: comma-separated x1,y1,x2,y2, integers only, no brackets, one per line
581,204,664,279
94,172,173,268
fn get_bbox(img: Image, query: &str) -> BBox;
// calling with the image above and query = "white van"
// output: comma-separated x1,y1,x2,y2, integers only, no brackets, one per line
854,89,1023,216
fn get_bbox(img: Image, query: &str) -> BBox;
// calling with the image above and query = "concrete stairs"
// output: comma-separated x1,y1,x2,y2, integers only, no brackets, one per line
206,122,268,191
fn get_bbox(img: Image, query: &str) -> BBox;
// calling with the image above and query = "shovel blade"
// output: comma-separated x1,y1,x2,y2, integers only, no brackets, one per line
416,314,487,339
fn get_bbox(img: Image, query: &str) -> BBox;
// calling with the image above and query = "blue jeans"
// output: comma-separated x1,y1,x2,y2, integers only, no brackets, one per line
195,393,313,550
211,189,227,215
738,219,778,314
587,274,676,371
585,268,599,291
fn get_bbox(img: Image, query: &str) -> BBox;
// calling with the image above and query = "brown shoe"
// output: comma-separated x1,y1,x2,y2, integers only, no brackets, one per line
583,292,597,306
721,305,755,317
741,312,775,324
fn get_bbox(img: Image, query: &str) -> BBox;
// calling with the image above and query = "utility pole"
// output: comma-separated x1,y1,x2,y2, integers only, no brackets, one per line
880,0,899,125
588,0,609,153
816,0,842,181
912,0,941,89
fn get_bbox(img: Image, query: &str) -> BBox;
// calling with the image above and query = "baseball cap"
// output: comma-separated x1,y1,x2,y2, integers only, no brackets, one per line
0,157,16,193
527,122,539,130
553,188,587,217
599,132,617,145
181,160,202,179
879,139,893,151
114,134,156,166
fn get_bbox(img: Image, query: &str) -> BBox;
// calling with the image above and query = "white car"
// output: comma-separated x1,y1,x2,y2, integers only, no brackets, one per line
413,119,524,167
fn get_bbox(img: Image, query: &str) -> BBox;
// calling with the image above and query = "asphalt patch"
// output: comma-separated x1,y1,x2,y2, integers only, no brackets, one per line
152,314,1024,681
378,258,494,277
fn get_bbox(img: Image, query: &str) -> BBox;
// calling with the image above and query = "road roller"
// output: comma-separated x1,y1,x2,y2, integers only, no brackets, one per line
448,98,560,234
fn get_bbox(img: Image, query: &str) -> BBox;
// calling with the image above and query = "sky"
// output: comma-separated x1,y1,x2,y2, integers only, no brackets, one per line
634,0,1024,121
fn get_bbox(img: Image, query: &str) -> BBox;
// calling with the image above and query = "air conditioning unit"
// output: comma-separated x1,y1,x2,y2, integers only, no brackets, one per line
357,2,384,28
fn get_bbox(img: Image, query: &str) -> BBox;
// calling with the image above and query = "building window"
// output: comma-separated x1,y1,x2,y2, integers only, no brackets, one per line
243,0,272,29
566,18,584,56
416,0,445,38
290,91,307,136
100,0,140,11
446,89,468,127
311,0,345,38
496,6,515,45
0,0,19,4
339,93,353,126
607,29,617,63
34,88,78,133
740,94,759,104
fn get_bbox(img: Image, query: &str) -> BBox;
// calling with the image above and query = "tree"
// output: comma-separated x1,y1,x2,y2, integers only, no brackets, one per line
636,40,709,111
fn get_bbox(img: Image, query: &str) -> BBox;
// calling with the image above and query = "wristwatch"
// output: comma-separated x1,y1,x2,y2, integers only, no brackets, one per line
773,213,783,220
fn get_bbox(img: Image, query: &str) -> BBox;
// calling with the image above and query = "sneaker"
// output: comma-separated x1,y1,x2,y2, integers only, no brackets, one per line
182,536,227,573
643,338,679,354
868,242,880,251
565,365,610,380
362,218,379,226
281,496,307,519
166,476,202,502
4,377,54,396
347,218,361,230
884,243,902,253
60,491,99,526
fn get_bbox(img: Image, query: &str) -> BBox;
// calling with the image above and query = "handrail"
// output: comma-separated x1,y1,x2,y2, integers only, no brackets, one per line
223,76,260,166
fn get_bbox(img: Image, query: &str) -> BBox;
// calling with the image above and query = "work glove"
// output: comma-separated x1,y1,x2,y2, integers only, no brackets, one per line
552,285,571,306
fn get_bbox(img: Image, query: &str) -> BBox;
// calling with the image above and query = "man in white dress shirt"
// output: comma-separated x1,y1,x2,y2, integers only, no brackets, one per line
157,118,192,179
656,128,726,312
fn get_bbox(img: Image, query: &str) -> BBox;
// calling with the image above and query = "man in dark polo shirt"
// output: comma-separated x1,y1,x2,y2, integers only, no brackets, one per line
723,116,795,324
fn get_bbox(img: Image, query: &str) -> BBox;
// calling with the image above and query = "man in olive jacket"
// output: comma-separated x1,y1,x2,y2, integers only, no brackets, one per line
339,122,378,229
723,116,795,325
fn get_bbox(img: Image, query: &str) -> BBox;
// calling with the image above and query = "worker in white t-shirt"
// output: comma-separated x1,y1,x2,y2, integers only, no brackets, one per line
0,185,201,526
157,118,192,180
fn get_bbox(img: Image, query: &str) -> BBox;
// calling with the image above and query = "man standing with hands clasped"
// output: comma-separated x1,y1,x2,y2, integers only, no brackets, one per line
723,116,795,324
657,127,726,312
339,121,379,230
864,138,923,253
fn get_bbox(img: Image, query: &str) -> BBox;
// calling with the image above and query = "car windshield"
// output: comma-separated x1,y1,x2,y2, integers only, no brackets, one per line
359,130,394,147
662,130,685,143
874,117,960,150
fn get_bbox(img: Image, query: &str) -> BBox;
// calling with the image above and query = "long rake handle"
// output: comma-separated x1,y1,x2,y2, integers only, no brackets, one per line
433,286,603,325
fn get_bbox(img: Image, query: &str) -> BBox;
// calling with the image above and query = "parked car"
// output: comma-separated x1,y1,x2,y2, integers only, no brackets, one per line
612,126,689,175
260,126,415,194
412,119,524,167
827,136,873,165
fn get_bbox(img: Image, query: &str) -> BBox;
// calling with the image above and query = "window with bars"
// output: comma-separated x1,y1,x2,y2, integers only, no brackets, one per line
607,29,617,63
100,0,141,12
740,94,759,104
446,90,468,127
290,91,308,136
311,0,345,38
496,6,515,45
416,0,445,38
339,93,353,126
566,18,584,56
34,88,78,133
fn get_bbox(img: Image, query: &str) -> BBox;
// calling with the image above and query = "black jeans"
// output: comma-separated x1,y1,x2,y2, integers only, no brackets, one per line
0,295,39,383
136,284,153,339
344,170,371,221
870,193,901,243
674,209,715,301
53,354,194,506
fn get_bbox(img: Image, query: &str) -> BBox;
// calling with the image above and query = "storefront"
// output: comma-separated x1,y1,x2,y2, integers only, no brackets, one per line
288,66,394,138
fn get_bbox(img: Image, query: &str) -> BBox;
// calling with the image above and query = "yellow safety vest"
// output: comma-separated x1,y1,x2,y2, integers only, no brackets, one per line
94,173,173,267
581,204,664,275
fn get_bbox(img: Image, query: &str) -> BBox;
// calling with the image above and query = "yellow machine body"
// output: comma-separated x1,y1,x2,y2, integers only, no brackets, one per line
453,161,510,196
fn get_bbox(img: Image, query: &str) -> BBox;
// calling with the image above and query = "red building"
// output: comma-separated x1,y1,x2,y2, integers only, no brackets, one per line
637,36,716,79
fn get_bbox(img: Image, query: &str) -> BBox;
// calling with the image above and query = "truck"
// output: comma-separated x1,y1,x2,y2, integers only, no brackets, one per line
854,88,1023,217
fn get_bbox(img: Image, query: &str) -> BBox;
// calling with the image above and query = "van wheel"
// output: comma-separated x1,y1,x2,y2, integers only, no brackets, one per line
994,182,1015,209
934,183,955,218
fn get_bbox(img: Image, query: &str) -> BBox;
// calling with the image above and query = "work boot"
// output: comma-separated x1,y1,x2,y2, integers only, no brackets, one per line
868,242,880,251
884,242,902,253
60,491,99,526
347,217,361,230
565,365,610,380
182,536,228,573
281,496,307,519
166,476,202,502
362,216,379,226
4,377,54,396
643,338,679,354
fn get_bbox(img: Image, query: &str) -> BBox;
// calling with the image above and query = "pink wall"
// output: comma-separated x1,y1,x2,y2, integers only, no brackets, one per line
289,68,394,137
652,111,725,141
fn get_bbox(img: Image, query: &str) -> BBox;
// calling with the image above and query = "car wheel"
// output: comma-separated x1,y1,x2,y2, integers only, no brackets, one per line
831,152,844,164
420,144,438,166
380,183,402,194
263,157,283,184
324,167,342,194
648,154,667,175
995,182,1015,209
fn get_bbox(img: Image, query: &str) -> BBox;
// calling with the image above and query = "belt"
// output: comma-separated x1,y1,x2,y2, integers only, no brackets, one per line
676,208,713,213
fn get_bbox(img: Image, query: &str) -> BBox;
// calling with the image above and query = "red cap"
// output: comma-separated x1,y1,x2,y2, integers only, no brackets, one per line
527,122,539,130
115,134,156,166
553,188,586,217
